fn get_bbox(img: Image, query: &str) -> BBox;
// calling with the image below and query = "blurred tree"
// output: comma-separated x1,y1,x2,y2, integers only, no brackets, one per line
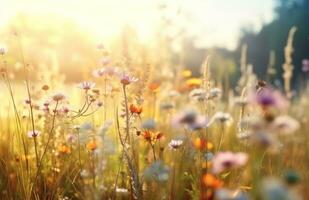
236,0,309,90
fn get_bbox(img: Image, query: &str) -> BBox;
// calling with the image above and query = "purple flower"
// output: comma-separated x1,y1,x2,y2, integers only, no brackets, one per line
212,151,248,174
27,130,41,138
250,88,288,109
172,110,208,130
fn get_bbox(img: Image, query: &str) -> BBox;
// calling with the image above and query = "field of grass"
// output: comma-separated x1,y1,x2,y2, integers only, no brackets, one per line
0,31,308,200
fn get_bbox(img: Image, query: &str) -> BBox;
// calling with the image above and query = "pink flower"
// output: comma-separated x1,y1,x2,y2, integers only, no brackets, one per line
60,106,70,114
212,152,248,174
78,81,96,91
119,73,138,85
27,130,41,138
97,43,105,50
93,67,118,77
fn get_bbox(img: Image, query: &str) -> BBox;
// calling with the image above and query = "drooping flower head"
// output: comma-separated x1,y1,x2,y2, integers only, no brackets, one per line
212,151,248,174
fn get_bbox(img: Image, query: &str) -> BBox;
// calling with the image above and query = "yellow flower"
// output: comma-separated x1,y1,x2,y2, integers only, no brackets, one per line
186,78,202,88
182,70,192,78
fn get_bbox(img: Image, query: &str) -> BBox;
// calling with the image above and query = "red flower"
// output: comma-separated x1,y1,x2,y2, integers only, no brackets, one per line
130,104,143,115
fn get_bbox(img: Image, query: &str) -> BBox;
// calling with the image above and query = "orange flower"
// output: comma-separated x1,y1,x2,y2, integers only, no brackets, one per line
58,144,71,154
202,174,223,188
87,140,98,151
148,82,160,92
130,104,143,115
142,131,163,144
193,138,213,151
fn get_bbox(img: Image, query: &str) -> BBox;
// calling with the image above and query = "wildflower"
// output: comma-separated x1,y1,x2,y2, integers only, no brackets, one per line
172,110,208,130
86,140,98,151
27,130,41,138
212,112,233,124
209,88,222,99
52,93,66,102
212,152,248,174
97,101,103,107
24,99,31,104
193,138,214,151
186,78,202,88
302,59,309,72
93,67,118,77
78,81,96,91
272,115,300,135
0,44,7,55
202,174,223,189
129,104,142,115
66,134,76,143
189,88,206,101
142,119,156,130
58,144,71,154
142,131,163,144
148,82,160,92
249,88,288,109
144,161,170,182
41,85,49,91
60,106,69,114
43,100,50,107
182,69,192,78
168,139,183,150
119,72,138,85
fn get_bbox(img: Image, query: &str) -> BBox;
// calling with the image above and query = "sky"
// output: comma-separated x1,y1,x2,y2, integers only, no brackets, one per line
0,0,276,50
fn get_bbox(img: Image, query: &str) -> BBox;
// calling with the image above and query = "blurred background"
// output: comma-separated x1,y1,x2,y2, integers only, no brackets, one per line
0,0,308,89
